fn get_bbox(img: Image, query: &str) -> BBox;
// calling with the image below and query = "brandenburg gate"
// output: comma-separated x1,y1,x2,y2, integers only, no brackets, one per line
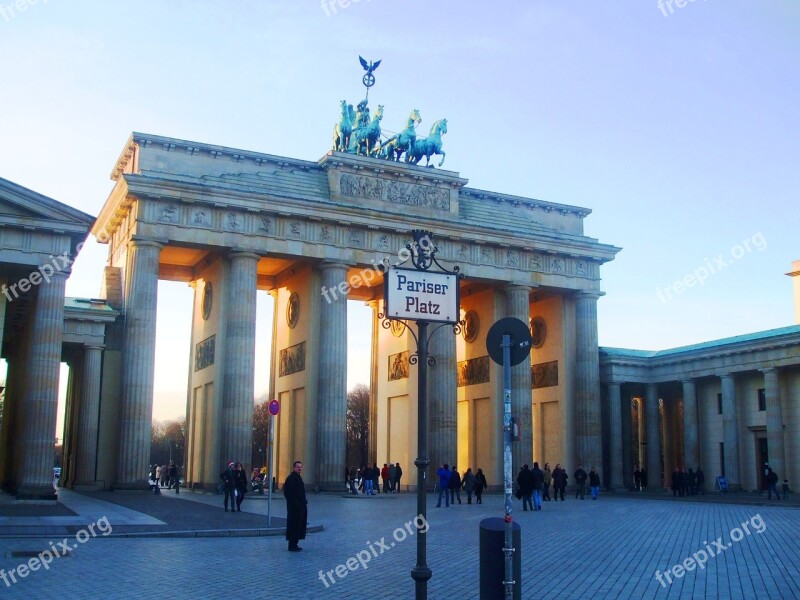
91,125,619,491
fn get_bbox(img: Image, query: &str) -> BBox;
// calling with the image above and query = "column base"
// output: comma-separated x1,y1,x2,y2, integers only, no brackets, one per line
15,486,58,501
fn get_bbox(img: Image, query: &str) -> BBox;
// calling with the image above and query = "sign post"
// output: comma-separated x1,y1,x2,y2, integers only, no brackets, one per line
267,399,280,526
380,229,461,600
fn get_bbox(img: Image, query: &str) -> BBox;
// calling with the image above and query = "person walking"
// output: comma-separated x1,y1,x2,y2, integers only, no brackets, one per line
695,467,704,494
531,462,544,510
574,464,587,500
363,463,375,495
552,464,567,501
372,463,380,495
542,463,552,501
388,463,397,493
766,467,780,500
449,466,463,505
463,468,477,504
169,462,180,493
381,463,390,493
436,464,451,507
283,461,308,552
220,462,236,512
348,467,358,495
640,468,648,491
475,468,488,504
634,467,641,491
233,462,248,511
517,464,535,511
393,462,403,493
589,467,600,500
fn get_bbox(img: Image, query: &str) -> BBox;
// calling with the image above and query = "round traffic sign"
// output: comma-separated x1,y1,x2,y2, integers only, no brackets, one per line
268,399,280,416
486,317,533,366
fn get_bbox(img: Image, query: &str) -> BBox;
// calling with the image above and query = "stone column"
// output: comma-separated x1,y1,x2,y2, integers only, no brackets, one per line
645,383,661,489
763,368,785,481
506,285,531,469
17,271,68,499
316,263,348,489
428,316,457,483
721,374,741,486
621,390,633,489
682,379,699,470
221,252,259,471
608,382,623,489
116,240,162,488
575,292,602,473
74,346,103,486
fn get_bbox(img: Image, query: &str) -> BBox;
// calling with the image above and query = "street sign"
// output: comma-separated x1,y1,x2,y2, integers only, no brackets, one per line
384,267,459,324
268,399,280,416
486,317,532,366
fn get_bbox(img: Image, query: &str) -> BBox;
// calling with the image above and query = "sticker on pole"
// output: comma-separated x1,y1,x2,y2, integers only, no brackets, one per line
268,399,280,416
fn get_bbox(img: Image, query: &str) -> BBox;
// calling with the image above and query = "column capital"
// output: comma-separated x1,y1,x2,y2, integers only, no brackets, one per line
575,290,604,300
681,378,695,385
760,367,779,375
83,344,105,351
720,373,736,381
128,238,164,250
607,381,623,389
505,283,532,292
228,250,261,262
318,261,350,272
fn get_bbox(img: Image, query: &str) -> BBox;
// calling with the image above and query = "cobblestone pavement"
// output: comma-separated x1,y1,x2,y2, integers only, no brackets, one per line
0,491,797,599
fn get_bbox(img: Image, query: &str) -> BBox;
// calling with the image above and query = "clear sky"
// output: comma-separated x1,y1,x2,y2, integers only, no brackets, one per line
1,1,797,424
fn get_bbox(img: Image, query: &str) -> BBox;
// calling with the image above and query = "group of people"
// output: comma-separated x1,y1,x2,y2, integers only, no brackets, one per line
219,461,248,512
149,462,180,493
669,467,706,496
515,462,601,509
435,464,488,507
347,462,403,495
765,466,791,500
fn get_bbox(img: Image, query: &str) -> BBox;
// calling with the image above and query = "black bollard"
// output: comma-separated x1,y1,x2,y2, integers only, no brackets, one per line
479,517,521,600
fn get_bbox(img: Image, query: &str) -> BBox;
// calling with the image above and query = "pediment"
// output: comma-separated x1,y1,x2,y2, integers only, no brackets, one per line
0,176,95,233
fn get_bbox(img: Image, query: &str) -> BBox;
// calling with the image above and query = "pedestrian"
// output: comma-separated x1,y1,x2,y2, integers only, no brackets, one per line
436,464,451,507
372,463,380,495
233,462,248,511
475,468,488,504
155,464,161,486
169,462,180,493
463,468,476,504
531,462,544,510
766,467,780,500
671,468,680,497
695,467,705,494
150,464,157,483
517,464,534,511
680,468,689,497
634,466,641,491
449,466,463,505
640,468,648,491
283,460,307,552
573,464,587,499
348,467,358,495
542,462,552,501
381,463,390,493
220,462,236,512
363,463,374,495
782,478,791,500
589,467,600,500
552,464,567,501
688,468,696,495
161,463,168,487
388,463,397,493
393,462,403,493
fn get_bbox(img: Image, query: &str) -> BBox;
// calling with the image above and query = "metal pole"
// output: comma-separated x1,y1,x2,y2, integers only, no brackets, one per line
502,334,515,599
411,320,431,599
267,414,275,526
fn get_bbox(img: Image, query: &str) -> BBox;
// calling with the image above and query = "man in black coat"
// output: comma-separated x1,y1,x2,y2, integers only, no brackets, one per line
283,461,308,551
517,464,535,511
574,464,587,499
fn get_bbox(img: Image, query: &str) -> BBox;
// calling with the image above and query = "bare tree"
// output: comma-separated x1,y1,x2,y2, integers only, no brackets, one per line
252,396,270,467
346,383,370,469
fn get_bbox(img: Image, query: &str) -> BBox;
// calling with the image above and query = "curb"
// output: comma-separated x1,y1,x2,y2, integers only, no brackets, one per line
0,524,324,540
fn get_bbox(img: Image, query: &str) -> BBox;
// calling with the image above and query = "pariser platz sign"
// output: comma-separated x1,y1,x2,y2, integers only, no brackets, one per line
384,267,460,324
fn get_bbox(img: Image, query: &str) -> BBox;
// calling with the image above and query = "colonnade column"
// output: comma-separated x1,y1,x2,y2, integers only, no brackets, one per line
17,271,68,499
221,251,259,471
621,390,633,489
427,315,457,484
116,240,162,488
575,291,602,472
720,374,741,486
506,285,531,469
74,346,103,486
608,382,623,489
645,383,661,488
316,263,348,488
682,379,699,470
762,368,785,481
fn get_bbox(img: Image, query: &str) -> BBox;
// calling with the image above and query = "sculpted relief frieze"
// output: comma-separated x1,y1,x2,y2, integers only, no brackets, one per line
339,173,450,211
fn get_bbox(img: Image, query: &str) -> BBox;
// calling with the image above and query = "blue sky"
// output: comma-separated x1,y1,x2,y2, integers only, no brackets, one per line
1,1,797,421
